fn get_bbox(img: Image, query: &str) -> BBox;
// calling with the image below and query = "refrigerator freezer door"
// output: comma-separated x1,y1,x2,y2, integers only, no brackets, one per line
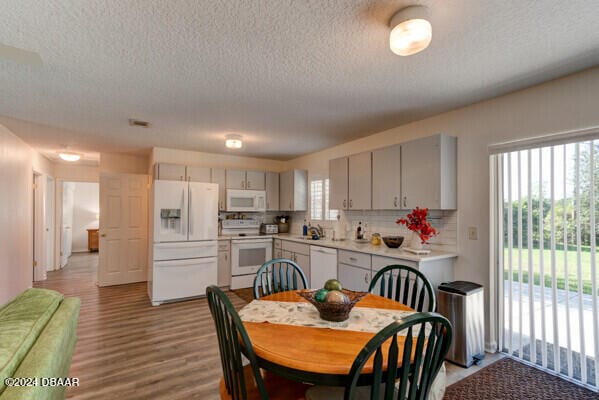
188,182,219,241
152,256,217,302
153,241,217,261
154,181,188,242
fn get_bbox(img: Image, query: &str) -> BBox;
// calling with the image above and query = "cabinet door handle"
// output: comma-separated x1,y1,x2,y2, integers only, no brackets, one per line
394,196,398,207
364,273,369,284
349,199,353,208
241,180,245,188
343,199,347,208
100,233,107,237
180,175,184,181
247,181,251,188
403,196,407,207
349,257,358,261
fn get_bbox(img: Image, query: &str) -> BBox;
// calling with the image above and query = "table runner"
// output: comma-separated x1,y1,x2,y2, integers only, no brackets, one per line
239,300,422,334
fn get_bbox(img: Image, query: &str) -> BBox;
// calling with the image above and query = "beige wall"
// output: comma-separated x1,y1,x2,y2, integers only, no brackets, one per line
152,147,286,172
54,164,100,182
287,67,599,349
100,152,149,175
0,124,48,304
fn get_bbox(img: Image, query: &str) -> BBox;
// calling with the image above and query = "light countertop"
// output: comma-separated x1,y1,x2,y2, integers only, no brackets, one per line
217,233,457,262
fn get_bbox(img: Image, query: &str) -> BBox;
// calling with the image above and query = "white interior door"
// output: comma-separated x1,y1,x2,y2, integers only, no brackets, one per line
188,182,218,241
45,176,54,271
61,182,74,267
99,173,149,286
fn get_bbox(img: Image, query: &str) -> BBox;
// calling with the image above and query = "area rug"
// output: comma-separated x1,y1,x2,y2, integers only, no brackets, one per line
444,357,599,399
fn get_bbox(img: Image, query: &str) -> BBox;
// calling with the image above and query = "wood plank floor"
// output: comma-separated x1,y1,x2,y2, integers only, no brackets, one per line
34,253,245,400
34,253,502,399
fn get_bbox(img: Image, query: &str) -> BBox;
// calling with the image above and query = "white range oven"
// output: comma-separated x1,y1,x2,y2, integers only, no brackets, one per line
230,238,273,289
221,219,273,289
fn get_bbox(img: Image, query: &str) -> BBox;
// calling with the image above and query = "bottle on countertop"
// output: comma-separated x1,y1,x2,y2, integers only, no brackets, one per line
356,221,363,240
302,219,308,236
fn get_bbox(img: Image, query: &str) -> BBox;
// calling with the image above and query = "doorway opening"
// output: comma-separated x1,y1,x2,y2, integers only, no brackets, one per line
58,180,100,276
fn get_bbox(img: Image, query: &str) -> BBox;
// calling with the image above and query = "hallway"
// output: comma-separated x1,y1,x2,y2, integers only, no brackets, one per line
34,253,245,400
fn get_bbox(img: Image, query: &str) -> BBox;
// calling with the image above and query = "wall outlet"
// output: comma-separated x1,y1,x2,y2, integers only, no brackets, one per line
468,226,478,240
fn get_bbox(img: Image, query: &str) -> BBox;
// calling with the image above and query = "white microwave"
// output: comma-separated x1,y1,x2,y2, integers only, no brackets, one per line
226,189,266,212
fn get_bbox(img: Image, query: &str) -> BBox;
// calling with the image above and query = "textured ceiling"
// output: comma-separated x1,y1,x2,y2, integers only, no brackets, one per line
1,0,599,160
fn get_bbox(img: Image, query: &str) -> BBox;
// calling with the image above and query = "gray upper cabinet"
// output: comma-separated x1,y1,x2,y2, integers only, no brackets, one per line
226,169,265,190
372,144,401,209
226,169,246,189
329,153,372,210
348,152,372,210
211,168,227,211
279,169,308,211
186,166,211,182
401,134,457,210
329,157,348,210
265,172,279,211
155,163,186,181
245,171,265,190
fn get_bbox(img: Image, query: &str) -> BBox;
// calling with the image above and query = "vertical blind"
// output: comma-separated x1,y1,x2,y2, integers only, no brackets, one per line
498,138,598,389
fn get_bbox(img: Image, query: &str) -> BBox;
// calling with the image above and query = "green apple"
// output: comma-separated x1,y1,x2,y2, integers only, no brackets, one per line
324,279,343,291
314,288,329,303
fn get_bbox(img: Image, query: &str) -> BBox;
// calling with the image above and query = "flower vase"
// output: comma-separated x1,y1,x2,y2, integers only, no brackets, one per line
409,232,423,250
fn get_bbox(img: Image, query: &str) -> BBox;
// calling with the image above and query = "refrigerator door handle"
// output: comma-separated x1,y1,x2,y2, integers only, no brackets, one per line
181,188,186,235
189,187,193,235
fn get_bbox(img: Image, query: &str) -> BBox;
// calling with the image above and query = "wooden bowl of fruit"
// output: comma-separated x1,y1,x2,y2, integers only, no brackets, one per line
298,279,367,322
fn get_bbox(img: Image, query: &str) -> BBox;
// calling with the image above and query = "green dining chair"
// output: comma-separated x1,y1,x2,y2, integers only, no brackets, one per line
206,285,310,400
305,312,453,400
253,258,309,299
369,265,436,312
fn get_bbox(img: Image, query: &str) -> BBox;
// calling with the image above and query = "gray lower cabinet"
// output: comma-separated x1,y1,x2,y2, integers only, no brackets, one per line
217,240,231,287
338,264,371,292
281,240,310,285
371,255,454,295
338,250,371,291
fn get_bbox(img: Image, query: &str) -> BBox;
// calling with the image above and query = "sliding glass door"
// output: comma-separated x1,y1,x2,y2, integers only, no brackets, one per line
497,139,598,389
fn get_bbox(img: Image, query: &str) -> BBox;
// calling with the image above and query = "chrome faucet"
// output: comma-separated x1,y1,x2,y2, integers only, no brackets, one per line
309,224,324,238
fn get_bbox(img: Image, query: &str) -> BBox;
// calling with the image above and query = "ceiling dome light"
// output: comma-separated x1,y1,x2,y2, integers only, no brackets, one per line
225,134,243,149
389,5,432,56
58,152,81,162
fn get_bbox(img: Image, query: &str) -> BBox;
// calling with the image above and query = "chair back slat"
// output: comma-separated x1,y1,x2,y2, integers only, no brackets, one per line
344,313,452,400
370,265,436,312
253,258,309,299
207,286,268,400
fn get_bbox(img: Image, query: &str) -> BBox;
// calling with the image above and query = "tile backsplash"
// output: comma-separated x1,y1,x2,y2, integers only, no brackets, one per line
285,210,457,252
218,209,457,252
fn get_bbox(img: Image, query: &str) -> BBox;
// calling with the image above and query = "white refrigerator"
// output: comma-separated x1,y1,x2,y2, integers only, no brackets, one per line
149,180,218,306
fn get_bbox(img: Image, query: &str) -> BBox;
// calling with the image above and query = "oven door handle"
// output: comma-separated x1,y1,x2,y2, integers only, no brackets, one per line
232,239,272,245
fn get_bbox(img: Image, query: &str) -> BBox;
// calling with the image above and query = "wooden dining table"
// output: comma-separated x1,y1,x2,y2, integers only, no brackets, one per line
241,290,415,386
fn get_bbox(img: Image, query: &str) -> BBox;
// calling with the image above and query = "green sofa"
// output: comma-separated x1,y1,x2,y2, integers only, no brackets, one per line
0,288,80,400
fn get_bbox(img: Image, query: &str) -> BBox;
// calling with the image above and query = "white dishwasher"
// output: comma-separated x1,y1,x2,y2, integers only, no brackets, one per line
309,246,337,289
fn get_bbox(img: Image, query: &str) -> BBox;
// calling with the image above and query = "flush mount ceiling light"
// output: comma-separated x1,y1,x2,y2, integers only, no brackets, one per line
389,5,432,56
225,134,243,149
58,152,81,162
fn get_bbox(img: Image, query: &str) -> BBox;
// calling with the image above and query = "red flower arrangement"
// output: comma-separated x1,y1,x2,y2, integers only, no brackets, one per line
396,207,438,244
